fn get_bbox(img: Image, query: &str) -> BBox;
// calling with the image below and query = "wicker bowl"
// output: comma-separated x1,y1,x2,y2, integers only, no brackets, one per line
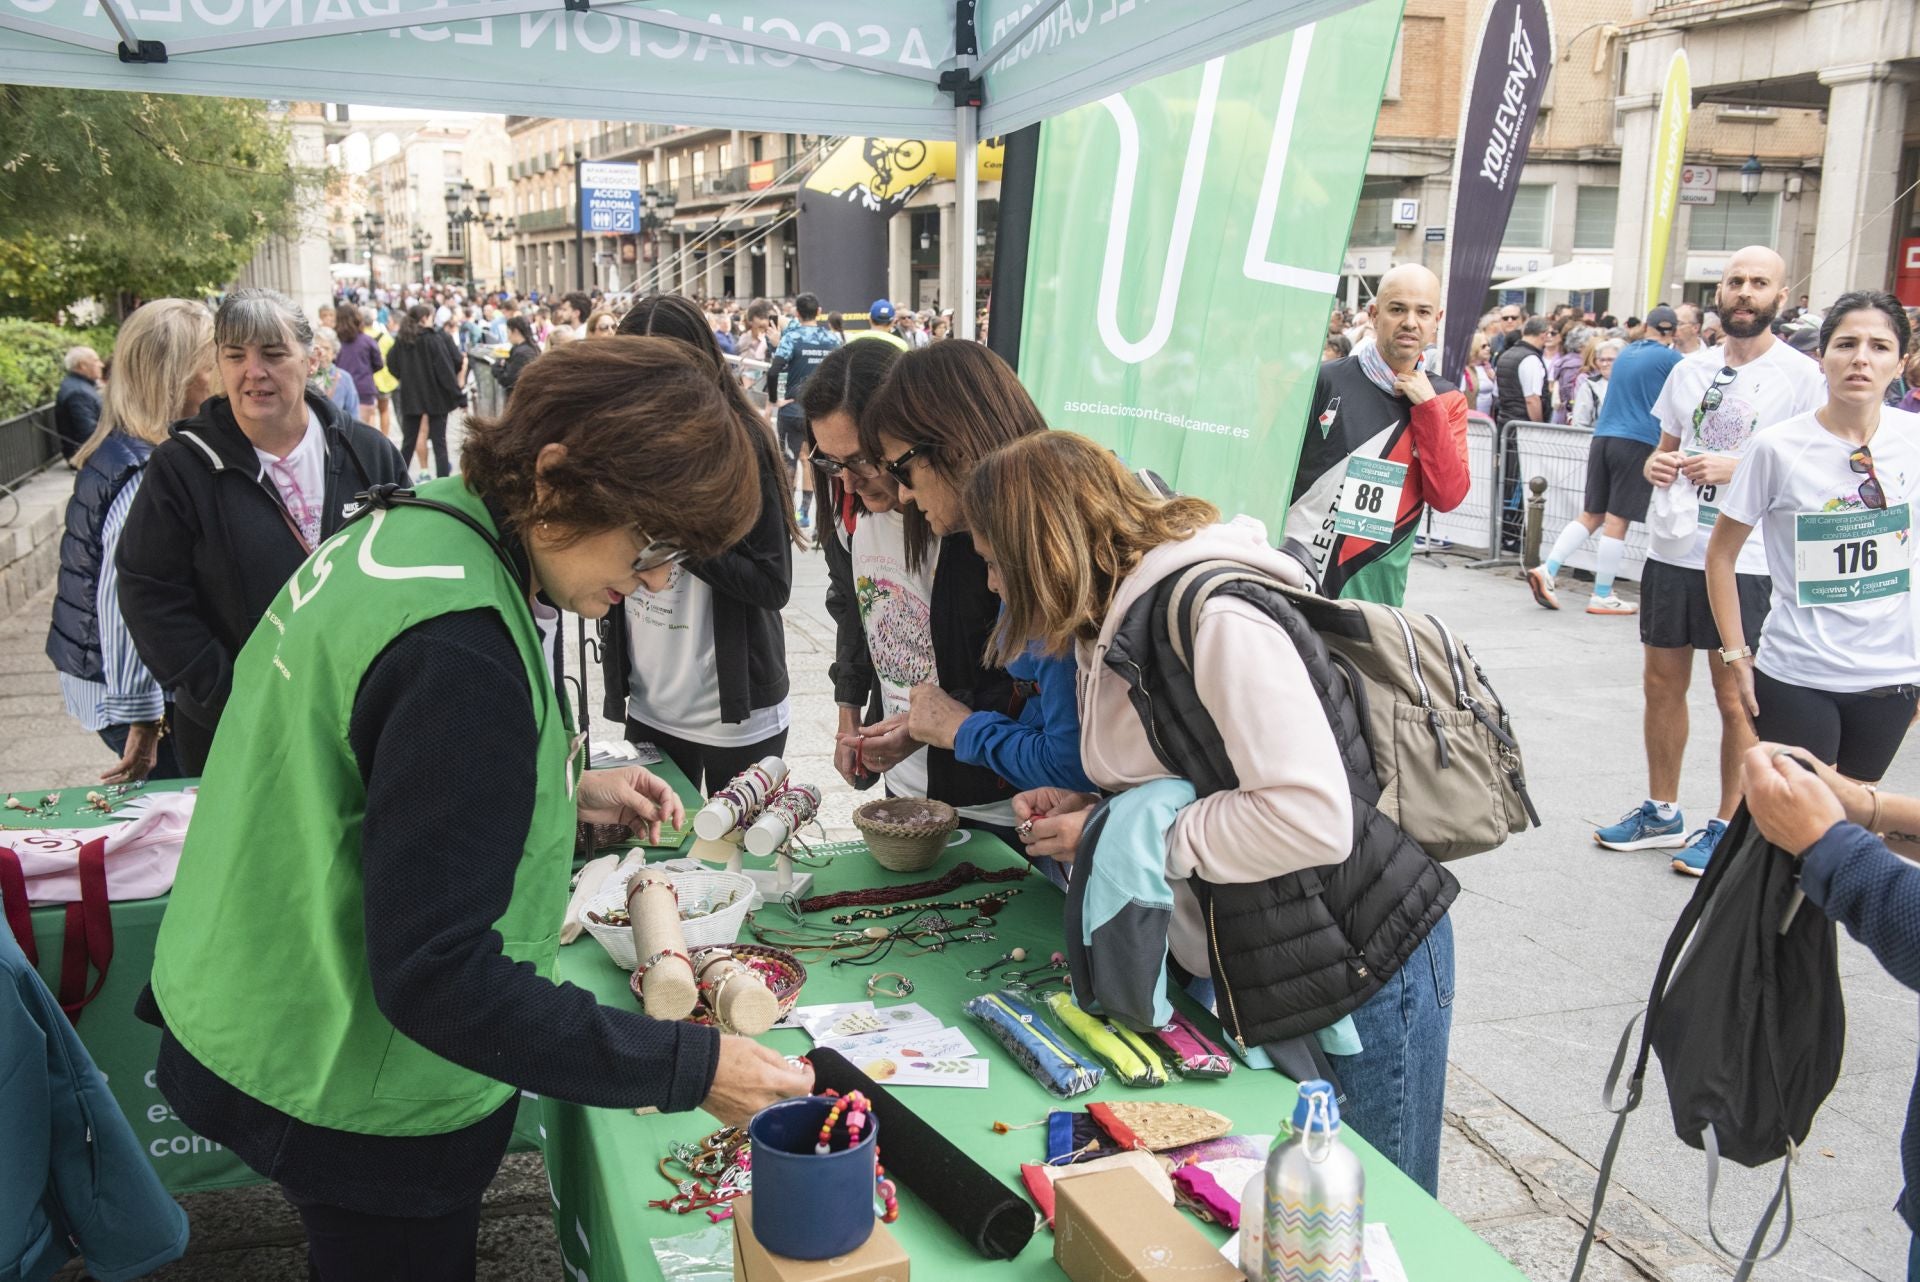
658,943,809,1027
583,867,756,969
852,797,959,872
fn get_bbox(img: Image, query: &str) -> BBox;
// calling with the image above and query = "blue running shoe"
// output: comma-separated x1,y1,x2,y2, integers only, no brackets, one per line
1593,801,1687,851
1671,819,1727,877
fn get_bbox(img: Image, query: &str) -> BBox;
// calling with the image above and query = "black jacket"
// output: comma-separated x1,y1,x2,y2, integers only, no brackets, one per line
495,341,538,396
54,373,101,463
600,442,792,726
822,499,1017,809
1108,565,1457,1048
47,432,149,683
1495,339,1546,424
116,389,408,763
386,329,464,418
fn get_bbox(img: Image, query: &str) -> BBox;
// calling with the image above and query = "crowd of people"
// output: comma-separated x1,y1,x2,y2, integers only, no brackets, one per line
29,249,1920,1278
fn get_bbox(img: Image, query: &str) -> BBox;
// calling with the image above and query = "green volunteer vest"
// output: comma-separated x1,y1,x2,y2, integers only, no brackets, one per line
152,477,578,1136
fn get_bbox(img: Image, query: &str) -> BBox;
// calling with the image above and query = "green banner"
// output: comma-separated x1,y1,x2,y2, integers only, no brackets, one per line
1015,0,1405,530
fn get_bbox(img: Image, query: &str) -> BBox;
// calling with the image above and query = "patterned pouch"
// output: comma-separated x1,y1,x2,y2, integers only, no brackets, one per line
1147,1011,1234,1078
964,990,1103,1098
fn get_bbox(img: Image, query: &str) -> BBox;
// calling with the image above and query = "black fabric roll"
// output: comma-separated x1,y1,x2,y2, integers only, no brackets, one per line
806,1046,1037,1260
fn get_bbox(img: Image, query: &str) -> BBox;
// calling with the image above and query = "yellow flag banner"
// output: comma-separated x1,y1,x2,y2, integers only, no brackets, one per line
1643,50,1692,312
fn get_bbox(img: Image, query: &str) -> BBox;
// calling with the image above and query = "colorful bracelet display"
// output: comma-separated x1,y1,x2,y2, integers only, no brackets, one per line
815,1089,900,1223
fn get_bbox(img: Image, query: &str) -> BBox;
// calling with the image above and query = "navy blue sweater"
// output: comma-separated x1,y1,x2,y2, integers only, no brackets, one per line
1801,821,1920,1233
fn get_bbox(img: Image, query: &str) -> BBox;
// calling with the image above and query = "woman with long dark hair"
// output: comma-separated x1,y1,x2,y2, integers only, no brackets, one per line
594,294,802,791
385,302,462,479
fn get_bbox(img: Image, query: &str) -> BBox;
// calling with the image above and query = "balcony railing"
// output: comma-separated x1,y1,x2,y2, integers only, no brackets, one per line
515,207,575,232
675,159,795,206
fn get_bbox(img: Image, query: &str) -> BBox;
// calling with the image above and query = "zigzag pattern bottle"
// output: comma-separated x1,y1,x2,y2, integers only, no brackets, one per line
1263,1079,1364,1282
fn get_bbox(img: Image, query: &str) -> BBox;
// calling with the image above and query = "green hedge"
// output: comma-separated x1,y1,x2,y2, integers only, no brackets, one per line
0,319,120,421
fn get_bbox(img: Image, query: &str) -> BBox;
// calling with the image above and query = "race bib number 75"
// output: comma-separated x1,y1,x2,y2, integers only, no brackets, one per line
1794,503,1911,607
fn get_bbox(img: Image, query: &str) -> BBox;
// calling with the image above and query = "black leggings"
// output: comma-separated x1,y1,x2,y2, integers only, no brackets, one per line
625,716,788,795
400,413,451,477
290,1192,483,1282
1752,667,1918,781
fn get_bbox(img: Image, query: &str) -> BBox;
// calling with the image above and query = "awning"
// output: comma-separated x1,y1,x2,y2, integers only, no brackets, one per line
1491,259,1614,292
329,262,370,279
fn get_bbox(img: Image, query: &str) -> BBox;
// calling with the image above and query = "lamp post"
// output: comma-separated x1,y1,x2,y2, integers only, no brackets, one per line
444,179,491,288
410,228,431,284
486,215,516,298
572,143,587,291
641,184,677,288
1739,154,1763,205
353,212,388,285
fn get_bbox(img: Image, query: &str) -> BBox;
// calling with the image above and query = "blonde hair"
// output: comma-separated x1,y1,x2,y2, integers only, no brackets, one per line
962,432,1218,664
75,300,214,469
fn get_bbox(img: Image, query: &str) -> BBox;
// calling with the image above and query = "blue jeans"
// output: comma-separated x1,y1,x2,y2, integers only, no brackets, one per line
1327,913,1455,1196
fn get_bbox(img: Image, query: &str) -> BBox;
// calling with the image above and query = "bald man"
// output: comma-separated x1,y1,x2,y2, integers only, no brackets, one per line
1282,265,1470,604
1590,246,1829,875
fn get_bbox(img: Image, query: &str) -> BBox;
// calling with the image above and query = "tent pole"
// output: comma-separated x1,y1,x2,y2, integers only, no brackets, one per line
956,100,979,341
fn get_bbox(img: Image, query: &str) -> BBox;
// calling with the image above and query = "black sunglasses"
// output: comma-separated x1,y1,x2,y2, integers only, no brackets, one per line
883,444,933,487
1851,445,1887,510
1692,365,1736,433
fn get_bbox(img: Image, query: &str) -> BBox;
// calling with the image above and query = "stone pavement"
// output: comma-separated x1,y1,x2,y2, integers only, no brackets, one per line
15,483,1913,1279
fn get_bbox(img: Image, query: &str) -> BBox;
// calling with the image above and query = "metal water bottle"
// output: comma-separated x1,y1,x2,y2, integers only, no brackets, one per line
1263,1079,1364,1282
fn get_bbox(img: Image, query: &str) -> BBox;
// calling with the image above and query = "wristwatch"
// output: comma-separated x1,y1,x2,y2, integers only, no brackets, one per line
1718,645,1753,665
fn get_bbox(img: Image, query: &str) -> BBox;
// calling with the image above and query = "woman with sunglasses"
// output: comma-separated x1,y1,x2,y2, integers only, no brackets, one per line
145,339,813,1281
598,294,802,792
1706,291,1920,783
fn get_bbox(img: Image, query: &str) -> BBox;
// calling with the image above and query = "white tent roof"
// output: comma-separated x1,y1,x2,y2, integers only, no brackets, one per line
1491,258,1613,293
0,0,1361,141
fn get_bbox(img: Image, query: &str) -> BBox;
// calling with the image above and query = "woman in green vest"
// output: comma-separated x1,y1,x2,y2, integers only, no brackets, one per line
145,337,814,1281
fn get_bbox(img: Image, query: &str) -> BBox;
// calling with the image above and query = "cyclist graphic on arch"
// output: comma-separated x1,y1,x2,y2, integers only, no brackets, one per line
863,138,927,199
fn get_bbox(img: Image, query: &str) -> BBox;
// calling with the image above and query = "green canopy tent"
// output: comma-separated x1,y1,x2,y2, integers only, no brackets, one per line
0,0,1364,334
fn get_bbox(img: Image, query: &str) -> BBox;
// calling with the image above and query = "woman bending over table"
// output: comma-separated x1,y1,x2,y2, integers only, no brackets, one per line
1706,291,1920,783
144,338,811,1282
964,430,1458,1195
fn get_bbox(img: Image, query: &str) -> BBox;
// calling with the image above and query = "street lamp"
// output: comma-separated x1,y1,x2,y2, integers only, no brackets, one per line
640,185,677,284
353,212,388,284
1739,154,1763,205
445,180,490,287
410,228,431,283
486,215,516,298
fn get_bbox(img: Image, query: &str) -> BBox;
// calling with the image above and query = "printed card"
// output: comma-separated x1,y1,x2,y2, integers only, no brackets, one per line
818,1024,980,1061
842,1056,990,1088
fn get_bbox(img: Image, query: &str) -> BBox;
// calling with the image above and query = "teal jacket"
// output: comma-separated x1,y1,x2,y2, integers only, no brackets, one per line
2,931,187,1282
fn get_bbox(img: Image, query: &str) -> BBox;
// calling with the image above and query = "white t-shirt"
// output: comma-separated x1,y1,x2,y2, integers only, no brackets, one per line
851,510,939,799
254,407,327,550
1515,351,1546,399
1649,341,1828,573
624,566,789,746
1717,406,1920,692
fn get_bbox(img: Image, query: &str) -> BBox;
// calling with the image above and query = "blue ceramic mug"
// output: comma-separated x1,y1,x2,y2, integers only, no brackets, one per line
747,1096,879,1259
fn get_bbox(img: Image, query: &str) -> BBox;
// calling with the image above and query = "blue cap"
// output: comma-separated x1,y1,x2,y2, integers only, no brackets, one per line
869,299,895,323
1291,1079,1341,1131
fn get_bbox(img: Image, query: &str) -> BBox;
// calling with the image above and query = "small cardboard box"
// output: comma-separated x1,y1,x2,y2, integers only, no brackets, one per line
732,1194,910,1282
1054,1168,1242,1282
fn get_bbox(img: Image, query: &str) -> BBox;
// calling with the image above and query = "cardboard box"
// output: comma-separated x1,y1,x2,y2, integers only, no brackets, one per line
731,1194,910,1282
1055,1168,1242,1282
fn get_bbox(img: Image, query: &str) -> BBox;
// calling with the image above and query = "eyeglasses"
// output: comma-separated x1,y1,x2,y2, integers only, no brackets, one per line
1850,445,1887,511
632,530,688,574
882,444,933,488
1691,366,1736,435
811,449,879,480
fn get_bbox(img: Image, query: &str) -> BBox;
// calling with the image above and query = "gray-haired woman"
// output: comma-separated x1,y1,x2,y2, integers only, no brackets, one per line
117,287,407,772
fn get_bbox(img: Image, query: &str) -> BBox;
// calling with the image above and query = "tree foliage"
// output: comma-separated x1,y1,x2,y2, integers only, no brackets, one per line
0,89,311,320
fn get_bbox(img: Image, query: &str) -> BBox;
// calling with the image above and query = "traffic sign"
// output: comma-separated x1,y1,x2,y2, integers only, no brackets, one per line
580,161,642,234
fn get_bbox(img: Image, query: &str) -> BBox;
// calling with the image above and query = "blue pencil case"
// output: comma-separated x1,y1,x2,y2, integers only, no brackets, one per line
964,990,1104,1098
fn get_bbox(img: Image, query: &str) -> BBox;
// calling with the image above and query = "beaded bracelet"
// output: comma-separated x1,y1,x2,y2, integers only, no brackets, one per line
814,1089,900,1223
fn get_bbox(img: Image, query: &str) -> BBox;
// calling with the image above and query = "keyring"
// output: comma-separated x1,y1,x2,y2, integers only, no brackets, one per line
866,971,914,999
1016,818,1036,841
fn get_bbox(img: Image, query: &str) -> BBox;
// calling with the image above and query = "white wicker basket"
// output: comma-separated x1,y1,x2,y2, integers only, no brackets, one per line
583,867,757,970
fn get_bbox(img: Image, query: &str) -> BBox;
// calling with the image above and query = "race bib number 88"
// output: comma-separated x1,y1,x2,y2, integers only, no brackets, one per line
1794,502,1912,607
1332,456,1407,545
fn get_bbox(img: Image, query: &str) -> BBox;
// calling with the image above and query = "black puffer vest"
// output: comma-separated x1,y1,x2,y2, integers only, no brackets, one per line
46,432,150,682
1107,563,1457,1048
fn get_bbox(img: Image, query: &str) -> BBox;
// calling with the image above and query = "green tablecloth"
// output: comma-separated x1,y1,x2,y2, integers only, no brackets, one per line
13,753,708,1197
539,833,1524,1281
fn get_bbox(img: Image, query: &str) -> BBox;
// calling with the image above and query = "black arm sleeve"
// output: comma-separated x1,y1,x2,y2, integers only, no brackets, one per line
765,353,789,401
686,448,793,610
353,608,719,1112
822,510,877,709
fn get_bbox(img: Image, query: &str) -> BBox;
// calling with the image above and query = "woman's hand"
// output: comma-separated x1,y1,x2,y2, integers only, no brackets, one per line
577,767,685,845
700,1036,815,1127
845,714,917,774
100,722,160,785
1013,788,1100,862
833,706,866,786
1729,656,1759,719
1740,744,1847,856
906,683,971,751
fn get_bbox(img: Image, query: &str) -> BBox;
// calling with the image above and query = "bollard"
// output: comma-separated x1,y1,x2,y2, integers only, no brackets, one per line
1523,476,1548,568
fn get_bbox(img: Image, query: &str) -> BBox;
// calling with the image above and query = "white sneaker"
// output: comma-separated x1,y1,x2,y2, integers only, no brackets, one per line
1587,593,1639,616
1525,566,1559,610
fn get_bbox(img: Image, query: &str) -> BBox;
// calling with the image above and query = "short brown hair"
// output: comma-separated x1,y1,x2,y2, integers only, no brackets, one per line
458,337,758,559
964,432,1218,663
858,341,1049,488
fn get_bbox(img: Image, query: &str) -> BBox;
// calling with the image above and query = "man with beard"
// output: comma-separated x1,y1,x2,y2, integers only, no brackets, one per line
1282,264,1470,604
1595,246,1827,871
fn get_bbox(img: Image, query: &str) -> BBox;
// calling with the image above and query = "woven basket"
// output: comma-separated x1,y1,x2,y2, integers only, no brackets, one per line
852,797,959,872
659,943,809,1026
583,867,756,969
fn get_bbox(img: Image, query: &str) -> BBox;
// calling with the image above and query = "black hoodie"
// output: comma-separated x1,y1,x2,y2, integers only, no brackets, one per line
116,388,407,771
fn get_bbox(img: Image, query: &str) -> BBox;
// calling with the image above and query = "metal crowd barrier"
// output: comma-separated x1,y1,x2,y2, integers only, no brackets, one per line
1419,415,1648,583
726,353,771,412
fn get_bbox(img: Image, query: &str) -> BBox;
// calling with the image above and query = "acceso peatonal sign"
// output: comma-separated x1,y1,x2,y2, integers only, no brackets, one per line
580,161,643,234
